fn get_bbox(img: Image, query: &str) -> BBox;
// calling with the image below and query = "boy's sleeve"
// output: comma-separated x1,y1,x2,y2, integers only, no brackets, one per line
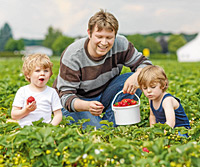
12,87,25,108
51,89,63,112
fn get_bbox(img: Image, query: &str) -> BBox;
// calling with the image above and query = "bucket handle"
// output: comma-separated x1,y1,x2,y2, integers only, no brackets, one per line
111,90,140,110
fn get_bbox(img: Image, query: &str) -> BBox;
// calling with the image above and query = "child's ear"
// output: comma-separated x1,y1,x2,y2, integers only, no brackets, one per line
162,80,168,90
165,79,168,88
26,74,31,81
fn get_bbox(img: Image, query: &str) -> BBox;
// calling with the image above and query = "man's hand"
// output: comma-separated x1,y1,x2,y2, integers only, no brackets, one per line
88,101,104,116
123,68,142,95
74,99,104,116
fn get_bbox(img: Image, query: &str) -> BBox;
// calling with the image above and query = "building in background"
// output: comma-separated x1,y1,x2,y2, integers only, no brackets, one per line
177,33,200,62
22,45,53,57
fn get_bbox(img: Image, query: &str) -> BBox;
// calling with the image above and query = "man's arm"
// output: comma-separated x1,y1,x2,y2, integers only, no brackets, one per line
73,98,104,116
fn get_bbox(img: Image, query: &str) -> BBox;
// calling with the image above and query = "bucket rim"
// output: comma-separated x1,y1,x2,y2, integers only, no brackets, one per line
111,90,140,110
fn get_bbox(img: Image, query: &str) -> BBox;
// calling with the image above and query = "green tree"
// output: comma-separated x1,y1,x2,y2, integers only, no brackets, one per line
126,34,145,52
0,23,13,51
43,26,62,49
168,34,186,53
158,36,168,53
52,35,75,56
144,36,162,53
5,38,24,51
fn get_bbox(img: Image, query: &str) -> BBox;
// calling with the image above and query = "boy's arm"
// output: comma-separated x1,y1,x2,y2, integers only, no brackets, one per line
11,101,36,120
51,109,62,126
149,107,156,127
162,97,176,128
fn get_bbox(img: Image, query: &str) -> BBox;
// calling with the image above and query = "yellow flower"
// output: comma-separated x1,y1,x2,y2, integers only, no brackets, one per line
46,150,51,154
56,152,61,156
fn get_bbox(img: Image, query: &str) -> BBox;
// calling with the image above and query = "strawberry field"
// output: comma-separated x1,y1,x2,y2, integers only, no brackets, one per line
0,57,200,167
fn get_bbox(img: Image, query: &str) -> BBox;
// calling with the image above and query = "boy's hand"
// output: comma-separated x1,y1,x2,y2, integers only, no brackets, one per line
26,100,37,112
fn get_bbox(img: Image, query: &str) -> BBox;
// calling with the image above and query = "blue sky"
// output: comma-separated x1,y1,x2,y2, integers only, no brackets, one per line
0,0,200,39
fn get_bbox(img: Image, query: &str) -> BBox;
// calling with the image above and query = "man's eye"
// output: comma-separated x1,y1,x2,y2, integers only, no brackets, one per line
107,37,113,39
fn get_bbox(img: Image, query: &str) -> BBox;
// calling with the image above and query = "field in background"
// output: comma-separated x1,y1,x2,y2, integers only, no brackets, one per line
0,57,200,166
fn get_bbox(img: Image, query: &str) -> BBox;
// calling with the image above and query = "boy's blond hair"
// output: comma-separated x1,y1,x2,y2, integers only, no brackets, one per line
137,65,168,92
22,54,53,82
88,9,119,36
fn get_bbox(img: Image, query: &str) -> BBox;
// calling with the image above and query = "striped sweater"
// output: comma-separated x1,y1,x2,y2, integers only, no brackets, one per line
53,34,152,112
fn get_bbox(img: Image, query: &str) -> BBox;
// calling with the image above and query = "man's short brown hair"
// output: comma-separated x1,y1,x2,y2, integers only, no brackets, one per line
88,9,119,36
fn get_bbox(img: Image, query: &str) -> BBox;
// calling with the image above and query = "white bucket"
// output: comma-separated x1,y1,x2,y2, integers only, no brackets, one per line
112,90,141,125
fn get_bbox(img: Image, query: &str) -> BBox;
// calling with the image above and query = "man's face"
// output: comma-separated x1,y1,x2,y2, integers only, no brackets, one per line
87,25,115,58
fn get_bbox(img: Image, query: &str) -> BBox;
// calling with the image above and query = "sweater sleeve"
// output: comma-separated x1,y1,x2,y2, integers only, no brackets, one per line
53,46,81,112
124,41,152,72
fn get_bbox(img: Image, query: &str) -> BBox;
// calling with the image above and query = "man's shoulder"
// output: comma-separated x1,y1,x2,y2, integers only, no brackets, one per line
116,34,127,40
66,36,88,51
113,34,129,51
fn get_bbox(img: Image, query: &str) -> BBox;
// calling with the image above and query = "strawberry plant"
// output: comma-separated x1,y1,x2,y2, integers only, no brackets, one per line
0,57,200,166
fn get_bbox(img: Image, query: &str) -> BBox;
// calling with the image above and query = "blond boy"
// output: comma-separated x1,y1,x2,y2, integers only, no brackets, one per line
137,65,190,136
11,54,62,127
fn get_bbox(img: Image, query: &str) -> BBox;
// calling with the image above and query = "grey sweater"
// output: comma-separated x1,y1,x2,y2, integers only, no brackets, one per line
53,34,152,112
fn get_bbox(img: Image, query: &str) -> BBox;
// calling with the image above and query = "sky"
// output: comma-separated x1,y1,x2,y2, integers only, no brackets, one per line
0,0,200,40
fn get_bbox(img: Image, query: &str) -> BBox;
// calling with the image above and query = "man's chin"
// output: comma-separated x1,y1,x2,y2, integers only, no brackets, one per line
97,50,108,56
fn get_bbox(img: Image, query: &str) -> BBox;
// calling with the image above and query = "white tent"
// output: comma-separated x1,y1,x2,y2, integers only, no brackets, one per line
177,33,200,62
23,45,53,57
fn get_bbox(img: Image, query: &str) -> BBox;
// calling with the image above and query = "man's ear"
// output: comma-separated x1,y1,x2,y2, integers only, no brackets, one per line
87,29,91,39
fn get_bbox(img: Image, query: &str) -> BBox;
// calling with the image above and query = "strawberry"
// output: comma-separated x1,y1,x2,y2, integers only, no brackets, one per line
27,96,35,104
113,102,119,107
122,101,128,106
121,99,128,103
142,147,149,153
118,101,123,106
130,100,137,105
126,99,132,103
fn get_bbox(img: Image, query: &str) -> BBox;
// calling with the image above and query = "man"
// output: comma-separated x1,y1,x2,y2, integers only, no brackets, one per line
53,9,152,129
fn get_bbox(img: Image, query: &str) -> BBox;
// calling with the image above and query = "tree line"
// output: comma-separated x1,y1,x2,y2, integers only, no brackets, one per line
0,23,197,56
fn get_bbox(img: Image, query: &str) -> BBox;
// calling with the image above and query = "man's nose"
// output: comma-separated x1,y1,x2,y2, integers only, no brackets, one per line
101,38,108,45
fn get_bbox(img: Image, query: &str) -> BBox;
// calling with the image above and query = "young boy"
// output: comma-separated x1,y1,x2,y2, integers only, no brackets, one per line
11,54,62,127
137,65,190,133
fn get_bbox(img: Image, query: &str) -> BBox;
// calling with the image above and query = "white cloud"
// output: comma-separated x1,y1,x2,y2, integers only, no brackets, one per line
0,0,200,39
121,4,144,12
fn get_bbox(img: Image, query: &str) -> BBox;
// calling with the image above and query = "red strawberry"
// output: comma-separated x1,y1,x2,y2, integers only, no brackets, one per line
142,147,149,153
122,101,128,106
126,99,132,103
27,96,35,104
130,100,137,105
113,102,119,107
118,101,123,106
